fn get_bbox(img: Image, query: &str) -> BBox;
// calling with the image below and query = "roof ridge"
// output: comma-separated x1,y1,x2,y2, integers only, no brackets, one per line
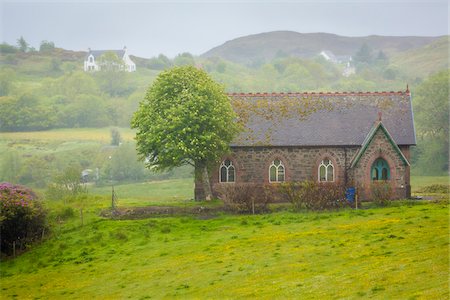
227,90,409,96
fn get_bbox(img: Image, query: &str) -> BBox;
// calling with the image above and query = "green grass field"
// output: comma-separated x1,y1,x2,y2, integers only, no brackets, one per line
1,128,449,298
0,127,135,144
411,176,449,192
1,200,447,299
90,178,194,206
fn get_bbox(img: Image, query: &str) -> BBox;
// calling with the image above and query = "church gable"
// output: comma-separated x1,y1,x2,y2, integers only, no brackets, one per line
349,122,410,197
350,120,410,169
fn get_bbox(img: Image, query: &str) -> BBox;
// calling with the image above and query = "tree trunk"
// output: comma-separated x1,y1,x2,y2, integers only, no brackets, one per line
195,161,212,201
202,165,212,201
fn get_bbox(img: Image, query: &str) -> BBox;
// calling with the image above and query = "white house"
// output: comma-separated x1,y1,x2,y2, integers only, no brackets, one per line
320,50,352,65
319,50,338,63
320,50,355,77
84,46,136,72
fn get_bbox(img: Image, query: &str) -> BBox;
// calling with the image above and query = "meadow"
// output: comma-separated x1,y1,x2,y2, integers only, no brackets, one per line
1,197,447,299
1,128,448,298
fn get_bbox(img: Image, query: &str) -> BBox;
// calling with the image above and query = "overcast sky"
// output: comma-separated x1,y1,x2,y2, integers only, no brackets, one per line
1,0,448,58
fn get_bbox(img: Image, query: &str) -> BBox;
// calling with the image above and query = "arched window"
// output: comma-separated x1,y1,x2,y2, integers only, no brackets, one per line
371,158,390,181
269,159,285,183
219,159,235,183
318,159,334,182
89,55,94,63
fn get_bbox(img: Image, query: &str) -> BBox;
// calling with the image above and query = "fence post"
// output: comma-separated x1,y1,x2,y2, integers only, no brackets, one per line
13,241,16,258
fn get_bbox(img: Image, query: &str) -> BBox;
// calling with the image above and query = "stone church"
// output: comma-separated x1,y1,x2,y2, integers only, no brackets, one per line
195,89,416,201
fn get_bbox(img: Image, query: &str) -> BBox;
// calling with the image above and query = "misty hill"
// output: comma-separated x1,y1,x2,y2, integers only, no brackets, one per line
391,36,449,78
202,31,442,65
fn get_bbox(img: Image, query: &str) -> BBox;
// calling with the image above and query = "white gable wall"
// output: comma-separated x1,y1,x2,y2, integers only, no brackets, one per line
84,54,100,71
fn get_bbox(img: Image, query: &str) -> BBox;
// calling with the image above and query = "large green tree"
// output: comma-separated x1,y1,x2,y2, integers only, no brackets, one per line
131,66,239,200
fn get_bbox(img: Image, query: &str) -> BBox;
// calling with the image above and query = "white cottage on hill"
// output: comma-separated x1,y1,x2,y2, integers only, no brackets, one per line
84,46,136,72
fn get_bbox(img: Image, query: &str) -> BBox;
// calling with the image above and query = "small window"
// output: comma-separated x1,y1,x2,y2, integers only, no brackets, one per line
371,158,390,181
318,159,334,182
269,159,285,183
219,159,235,183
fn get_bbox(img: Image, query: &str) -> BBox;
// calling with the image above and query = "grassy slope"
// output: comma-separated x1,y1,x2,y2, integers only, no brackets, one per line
1,201,447,299
411,176,449,192
390,36,449,78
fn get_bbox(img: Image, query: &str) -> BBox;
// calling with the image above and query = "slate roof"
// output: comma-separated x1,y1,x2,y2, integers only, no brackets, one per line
85,50,125,60
229,90,416,147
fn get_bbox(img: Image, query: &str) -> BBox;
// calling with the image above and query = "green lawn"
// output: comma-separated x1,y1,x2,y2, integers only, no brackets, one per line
89,178,194,206
411,175,449,192
1,200,448,299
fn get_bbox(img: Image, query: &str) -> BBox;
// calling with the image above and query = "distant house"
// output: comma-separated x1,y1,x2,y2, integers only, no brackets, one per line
195,89,416,201
84,47,136,72
319,50,352,65
320,50,355,77
320,50,338,63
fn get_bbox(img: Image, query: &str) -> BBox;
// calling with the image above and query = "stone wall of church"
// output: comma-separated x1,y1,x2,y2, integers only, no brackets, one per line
194,140,411,201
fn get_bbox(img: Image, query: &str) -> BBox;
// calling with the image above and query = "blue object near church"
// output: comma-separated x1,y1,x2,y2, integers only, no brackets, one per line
346,187,356,202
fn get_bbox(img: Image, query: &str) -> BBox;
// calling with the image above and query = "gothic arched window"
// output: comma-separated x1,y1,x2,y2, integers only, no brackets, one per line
371,158,390,181
219,159,235,183
269,159,285,183
318,159,334,182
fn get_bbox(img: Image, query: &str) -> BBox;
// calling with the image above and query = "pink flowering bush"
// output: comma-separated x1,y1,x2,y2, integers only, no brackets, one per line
0,182,47,255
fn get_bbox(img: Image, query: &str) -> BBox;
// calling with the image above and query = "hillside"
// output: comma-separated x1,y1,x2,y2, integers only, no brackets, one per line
390,36,449,78
202,31,442,65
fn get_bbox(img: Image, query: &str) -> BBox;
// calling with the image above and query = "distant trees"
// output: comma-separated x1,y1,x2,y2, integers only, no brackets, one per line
0,68,16,96
110,127,122,146
147,54,172,70
39,40,55,53
17,36,29,52
376,50,388,64
0,43,18,54
0,93,55,131
173,52,195,66
412,70,449,175
354,43,373,64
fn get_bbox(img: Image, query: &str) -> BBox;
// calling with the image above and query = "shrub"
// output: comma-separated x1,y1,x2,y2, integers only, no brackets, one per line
371,182,393,206
418,184,449,194
46,166,86,203
110,127,122,146
0,182,47,255
217,183,273,213
57,206,76,220
280,181,347,211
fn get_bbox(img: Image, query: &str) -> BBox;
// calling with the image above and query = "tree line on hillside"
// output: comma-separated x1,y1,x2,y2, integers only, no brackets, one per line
0,38,448,175
0,37,422,131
